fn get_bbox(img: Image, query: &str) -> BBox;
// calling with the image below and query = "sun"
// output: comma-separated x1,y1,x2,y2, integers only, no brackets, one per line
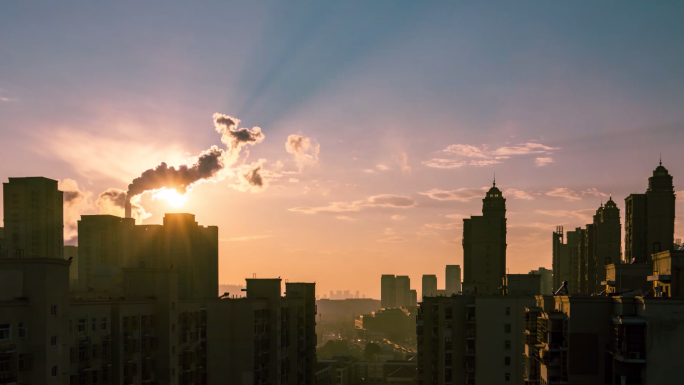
152,188,187,208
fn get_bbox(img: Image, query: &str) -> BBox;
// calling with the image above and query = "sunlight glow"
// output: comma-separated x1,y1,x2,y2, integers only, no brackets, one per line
152,188,187,208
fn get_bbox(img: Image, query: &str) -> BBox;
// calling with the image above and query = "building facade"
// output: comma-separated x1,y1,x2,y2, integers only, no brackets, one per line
381,275,397,309
421,275,437,298
2,177,63,260
417,295,535,385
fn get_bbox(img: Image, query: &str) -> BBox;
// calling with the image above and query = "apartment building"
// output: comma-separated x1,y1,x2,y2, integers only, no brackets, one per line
417,295,535,385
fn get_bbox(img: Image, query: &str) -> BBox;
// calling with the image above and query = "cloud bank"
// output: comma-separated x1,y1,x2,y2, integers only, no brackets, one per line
289,194,416,214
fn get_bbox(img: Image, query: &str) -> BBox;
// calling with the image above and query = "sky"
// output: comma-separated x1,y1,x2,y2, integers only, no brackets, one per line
1,1,684,298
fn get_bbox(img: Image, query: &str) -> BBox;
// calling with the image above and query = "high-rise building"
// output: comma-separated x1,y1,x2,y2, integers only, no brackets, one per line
552,226,564,290
590,197,622,293
422,274,437,298
445,265,461,295
77,215,135,292
2,177,63,259
395,275,411,307
381,275,396,308
625,161,676,263
463,181,507,295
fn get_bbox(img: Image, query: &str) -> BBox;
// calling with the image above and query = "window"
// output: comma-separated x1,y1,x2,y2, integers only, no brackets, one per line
92,345,98,358
504,324,511,333
51,366,58,377
102,345,109,357
505,307,511,316
18,323,27,338
0,324,10,341
172,346,176,354
504,340,511,350
101,318,108,331
123,316,129,329
92,318,97,332
171,324,175,332
505,372,510,381
504,357,510,366
172,302,175,310
171,368,175,376
50,305,58,316
78,319,86,333
51,336,58,347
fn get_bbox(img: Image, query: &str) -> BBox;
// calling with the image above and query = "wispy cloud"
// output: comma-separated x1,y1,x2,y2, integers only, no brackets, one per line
376,164,389,171
545,187,582,201
545,187,608,201
425,142,558,169
393,148,411,174
222,235,273,242
422,159,465,169
424,222,461,230
503,188,534,200
535,208,596,222
391,215,406,220
535,157,554,166
419,187,487,202
289,194,416,214
335,216,358,221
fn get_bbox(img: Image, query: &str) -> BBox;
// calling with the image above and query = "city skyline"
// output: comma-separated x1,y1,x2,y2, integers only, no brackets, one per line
2,2,684,299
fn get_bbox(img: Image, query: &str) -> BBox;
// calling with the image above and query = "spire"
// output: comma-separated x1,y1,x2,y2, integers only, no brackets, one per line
660,153,662,166
493,173,496,187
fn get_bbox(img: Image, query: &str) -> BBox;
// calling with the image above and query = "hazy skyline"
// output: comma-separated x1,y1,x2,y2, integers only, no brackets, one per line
1,1,683,298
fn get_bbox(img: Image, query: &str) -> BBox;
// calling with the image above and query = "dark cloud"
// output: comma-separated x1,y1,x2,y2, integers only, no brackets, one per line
127,146,225,197
244,165,263,187
63,190,84,203
285,134,319,171
213,113,265,159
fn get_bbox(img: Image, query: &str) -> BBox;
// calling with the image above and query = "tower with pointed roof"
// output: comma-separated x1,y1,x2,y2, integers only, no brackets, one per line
625,161,676,263
462,179,507,295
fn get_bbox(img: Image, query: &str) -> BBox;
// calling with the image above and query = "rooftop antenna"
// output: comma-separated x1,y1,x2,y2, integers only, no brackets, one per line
493,173,496,187
660,153,662,166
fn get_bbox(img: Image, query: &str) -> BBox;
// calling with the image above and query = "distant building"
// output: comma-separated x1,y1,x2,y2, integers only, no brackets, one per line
506,274,541,295
417,295,535,384
316,298,381,321
463,181,507,295
2,177,63,259
355,308,416,341
395,276,411,308
422,275,437,298
625,161,676,263
529,267,552,294
445,265,461,295
381,275,397,308
409,289,417,307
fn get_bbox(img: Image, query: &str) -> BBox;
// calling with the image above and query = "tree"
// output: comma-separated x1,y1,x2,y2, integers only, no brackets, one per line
364,342,382,361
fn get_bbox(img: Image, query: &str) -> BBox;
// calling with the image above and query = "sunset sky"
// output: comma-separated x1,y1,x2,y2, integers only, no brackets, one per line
1,1,683,298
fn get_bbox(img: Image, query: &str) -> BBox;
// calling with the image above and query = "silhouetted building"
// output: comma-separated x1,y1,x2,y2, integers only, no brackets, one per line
523,291,684,385
381,275,396,308
529,267,552,295
506,274,541,295
625,161,676,263
316,298,381,321
417,295,535,384
422,275,437,298
409,289,417,307
445,265,461,295
395,276,411,308
2,177,63,259
355,308,415,341
76,213,218,299
552,226,564,290
64,245,78,288
463,181,507,295
587,197,622,294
